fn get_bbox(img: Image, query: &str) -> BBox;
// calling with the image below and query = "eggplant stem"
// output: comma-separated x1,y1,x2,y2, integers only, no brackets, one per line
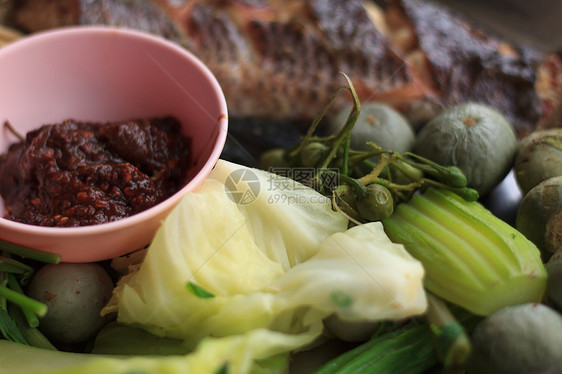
3,121,24,142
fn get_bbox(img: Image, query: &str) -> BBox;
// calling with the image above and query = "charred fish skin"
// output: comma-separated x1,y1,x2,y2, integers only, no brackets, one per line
388,0,543,136
165,0,419,122
166,0,549,137
0,0,81,31
1,0,423,124
536,52,562,130
79,0,185,44
2,0,186,46
0,0,553,137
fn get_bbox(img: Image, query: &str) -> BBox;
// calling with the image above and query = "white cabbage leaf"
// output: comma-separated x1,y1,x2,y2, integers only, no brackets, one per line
102,160,427,373
0,328,314,374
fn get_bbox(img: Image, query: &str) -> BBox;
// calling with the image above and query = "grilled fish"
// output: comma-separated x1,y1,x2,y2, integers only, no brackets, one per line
1,0,557,136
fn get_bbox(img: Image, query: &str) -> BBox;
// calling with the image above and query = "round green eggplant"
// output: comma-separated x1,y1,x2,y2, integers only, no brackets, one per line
28,263,114,344
413,103,517,196
329,102,415,153
468,303,562,374
546,248,562,312
514,128,562,195
516,176,562,260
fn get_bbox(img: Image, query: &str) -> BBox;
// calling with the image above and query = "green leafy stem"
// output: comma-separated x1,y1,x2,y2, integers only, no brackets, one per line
0,238,61,346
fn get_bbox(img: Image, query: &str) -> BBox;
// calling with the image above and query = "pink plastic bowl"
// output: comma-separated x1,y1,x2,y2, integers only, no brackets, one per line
0,27,228,262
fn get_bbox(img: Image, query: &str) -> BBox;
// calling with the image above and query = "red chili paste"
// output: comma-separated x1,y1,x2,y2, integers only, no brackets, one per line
0,117,191,227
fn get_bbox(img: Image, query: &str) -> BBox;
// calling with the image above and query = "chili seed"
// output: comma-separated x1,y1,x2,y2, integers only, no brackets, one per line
76,192,90,202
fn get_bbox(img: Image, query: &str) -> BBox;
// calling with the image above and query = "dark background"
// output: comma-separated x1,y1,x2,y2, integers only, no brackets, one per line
436,0,562,51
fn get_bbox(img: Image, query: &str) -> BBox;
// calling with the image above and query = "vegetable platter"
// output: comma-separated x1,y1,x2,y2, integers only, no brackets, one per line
1,1,562,374
1,72,560,373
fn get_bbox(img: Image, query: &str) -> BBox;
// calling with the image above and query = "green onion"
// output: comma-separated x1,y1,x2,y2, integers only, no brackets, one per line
0,307,28,344
8,304,56,350
6,274,42,327
0,239,61,264
0,256,33,275
0,283,47,318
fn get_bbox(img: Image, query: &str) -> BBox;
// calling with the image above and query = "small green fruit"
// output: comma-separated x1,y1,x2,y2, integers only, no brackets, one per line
334,184,360,219
414,103,517,196
357,183,394,221
28,263,114,344
259,148,289,171
299,142,328,167
514,128,562,195
516,176,562,260
545,249,562,311
330,102,415,153
468,303,562,374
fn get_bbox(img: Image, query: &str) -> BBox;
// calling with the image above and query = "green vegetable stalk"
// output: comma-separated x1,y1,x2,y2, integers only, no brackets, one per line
0,239,59,347
382,187,547,316
313,321,438,374
424,293,471,369
0,239,62,265
314,294,475,374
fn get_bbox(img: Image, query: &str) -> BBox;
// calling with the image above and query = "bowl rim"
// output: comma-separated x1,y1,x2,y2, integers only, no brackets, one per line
0,25,228,237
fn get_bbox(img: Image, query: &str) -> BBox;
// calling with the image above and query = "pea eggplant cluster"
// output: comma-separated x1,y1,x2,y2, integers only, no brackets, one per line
259,74,477,224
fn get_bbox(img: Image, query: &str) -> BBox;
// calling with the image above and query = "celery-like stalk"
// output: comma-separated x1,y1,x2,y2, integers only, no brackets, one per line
314,296,475,374
425,293,471,368
313,321,438,374
382,188,547,316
